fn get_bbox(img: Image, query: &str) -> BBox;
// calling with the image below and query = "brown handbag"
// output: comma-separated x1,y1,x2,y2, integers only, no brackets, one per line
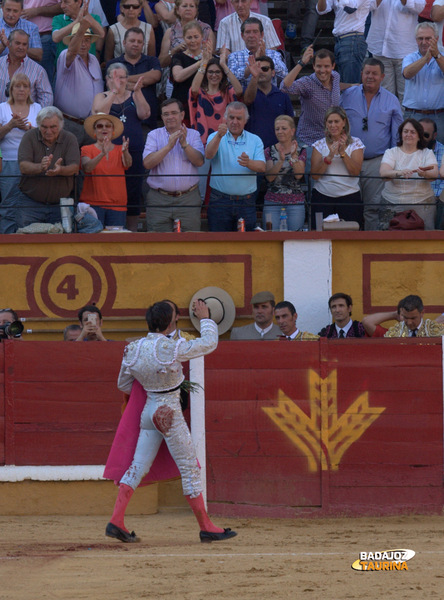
389,209,424,230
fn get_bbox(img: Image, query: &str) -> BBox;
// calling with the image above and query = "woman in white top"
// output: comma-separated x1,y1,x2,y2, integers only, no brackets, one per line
379,119,438,230
0,73,41,234
311,106,365,229
104,0,155,62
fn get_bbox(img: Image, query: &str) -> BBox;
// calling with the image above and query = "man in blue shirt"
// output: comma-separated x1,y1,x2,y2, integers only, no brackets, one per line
341,57,403,230
205,101,265,232
419,118,444,228
402,22,444,144
244,55,294,150
0,0,42,61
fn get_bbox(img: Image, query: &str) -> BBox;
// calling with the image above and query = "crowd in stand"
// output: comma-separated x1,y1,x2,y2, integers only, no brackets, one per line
0,0,443,233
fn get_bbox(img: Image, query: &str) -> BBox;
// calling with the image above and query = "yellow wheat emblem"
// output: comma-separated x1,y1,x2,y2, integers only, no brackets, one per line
262,369,385,471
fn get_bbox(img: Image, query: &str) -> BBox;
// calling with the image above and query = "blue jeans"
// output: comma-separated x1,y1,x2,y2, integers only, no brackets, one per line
14,191,62,228
208,188,257,231
40,33,56,90
334,34,367,84
90,206,126,227
262,202,306,231
287,0,319,48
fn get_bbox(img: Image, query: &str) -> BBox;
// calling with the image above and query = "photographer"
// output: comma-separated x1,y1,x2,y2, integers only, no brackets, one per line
0,308,23,340
76,305,107,342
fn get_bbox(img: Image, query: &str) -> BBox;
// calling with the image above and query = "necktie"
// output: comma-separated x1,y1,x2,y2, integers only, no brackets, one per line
339,329,345,338
411,329,417,337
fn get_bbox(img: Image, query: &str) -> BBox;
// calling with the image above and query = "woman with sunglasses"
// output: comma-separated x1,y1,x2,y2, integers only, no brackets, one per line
311,106,364,229
80,113,132,228
158,0,215,68
0,73,41,234
379,119,438,230
105,0,155,62
189,45,242,198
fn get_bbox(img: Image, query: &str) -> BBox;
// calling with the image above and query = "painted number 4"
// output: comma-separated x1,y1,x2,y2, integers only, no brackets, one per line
56,275,79,300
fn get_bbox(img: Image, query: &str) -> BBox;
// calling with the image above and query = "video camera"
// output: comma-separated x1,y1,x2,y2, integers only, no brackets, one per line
0,320,24,339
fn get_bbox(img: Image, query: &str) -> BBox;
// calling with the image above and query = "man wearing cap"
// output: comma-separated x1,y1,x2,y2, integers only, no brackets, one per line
230,291,281,340
54,15,104,145
51,0,104,60
275,301,319,341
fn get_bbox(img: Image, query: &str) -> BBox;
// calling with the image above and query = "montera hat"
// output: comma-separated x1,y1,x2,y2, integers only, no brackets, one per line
250,291,275,305
83,113,124,140
189,287,236,335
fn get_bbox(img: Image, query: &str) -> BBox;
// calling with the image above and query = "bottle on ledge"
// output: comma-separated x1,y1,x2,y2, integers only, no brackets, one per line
279,207,288,232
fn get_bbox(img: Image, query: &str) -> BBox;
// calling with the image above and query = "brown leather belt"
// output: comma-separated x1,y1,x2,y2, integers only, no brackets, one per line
63,113,85,125
402,107,444,115
155,184,198,197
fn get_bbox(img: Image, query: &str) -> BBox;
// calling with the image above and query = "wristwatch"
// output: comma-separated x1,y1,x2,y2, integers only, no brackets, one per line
297,59,306,68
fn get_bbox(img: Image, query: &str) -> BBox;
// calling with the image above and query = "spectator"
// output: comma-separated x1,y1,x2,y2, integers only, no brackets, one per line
0,308,23,339
117,0,156,27
318,293,366,338
93,63,150,231
63,323,81,340
106,26,161,133
215,0,235,31
431,0,444,55
162,299,196,340
171,20,207,123
216,0,280,52
311,106,365,228
280,48,340,169
54,20,104,146
230,290,281,340
340,57,403,230
261,115,307,232
227,17,287,88
419,118,444,228
52,0,105,60
0,73,41,233
104,0,155,62
274,300,319,341
76,304,108,341
0,29,53,106
189,46,242,199
379,118,438,230
384,294,444,337
0,0,42,61
316,0,371,83
285,0,319,50
143,98,204,231
80,113,132,227
16,106,80,228
244,56,294,150
362,305,402,337
22,0,63,87
205,101,265,231
158,0,215,69
367,0,424,104
402,22,444,143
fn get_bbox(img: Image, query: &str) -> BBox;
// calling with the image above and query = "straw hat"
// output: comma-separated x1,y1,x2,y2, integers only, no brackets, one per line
189,287,236,335
63,23,100,46
83,113,124,140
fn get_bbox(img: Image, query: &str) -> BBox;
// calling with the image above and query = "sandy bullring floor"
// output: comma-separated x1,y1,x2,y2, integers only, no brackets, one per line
1,511,443,600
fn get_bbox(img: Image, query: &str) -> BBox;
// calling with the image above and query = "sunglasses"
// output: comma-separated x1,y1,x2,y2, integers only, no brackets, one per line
95,123,113,129
260,66,271,72
423,132,431,139
362,117,368,131
121,4,140,9
207,70,222,75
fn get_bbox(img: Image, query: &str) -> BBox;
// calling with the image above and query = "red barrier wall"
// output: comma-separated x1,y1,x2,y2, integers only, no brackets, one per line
0,340,442,517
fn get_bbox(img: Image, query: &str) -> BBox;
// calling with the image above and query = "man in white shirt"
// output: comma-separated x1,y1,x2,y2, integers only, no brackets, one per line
316,0,372,83
216,0,280,52
367,0,425,103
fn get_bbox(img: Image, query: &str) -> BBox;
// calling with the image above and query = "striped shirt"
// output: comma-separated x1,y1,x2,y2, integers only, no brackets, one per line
280,70,341,145
227,48,288,87
0,16,42,56
0,55,53,106
143,126,204,192
216,11,280,51
431,140,444,197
